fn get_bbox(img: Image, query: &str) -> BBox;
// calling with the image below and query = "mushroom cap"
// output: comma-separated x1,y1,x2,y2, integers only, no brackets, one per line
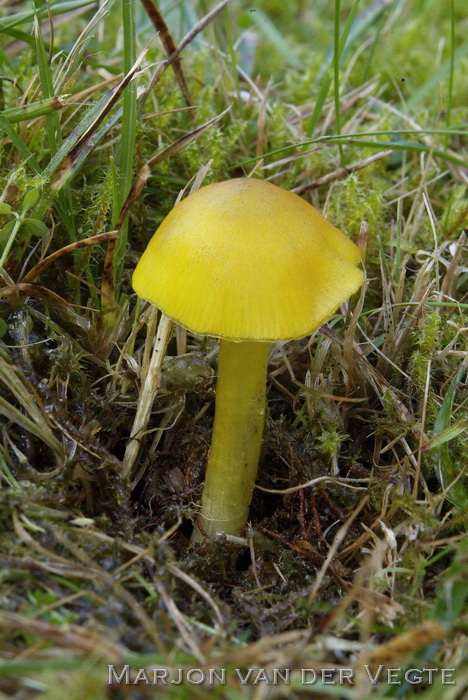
133,178,364,341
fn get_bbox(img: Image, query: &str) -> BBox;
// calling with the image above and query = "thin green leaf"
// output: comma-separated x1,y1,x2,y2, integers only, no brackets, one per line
427,421,467,452
33,13,60,156
249,9,301,68
113,0,138,281
407,41,468,108
235,133,468,170
22,218,50,237
54,0,116,92
0,115,42,175
334,0,343,164
21,189,41,214
42,51,145,186
445,0,455,147
432,365,467,510
0,217,22,272
0,0,97,32
305,0,361,137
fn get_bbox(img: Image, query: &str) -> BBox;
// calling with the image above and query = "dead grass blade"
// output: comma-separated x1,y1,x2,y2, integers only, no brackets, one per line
154,580,206,662
358,620,446,673
0,281,90,311
146,106,231,171
48,524,166,654
0,357,63,459
441,231,466,298
142,0,231,105
292,150,392,194
47,50,146,189
167,563,226,634
140,0,192,106
123,312,173,478
376,249,396,374
308,496,369,601
21,230,117,284
0,610,125,659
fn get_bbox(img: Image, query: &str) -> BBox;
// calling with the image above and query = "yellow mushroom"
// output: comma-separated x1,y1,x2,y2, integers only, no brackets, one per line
133,178,364,539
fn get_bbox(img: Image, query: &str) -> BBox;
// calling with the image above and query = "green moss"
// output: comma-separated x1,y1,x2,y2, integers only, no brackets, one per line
316,429,349,459
326,172,385,241
410,312,442,389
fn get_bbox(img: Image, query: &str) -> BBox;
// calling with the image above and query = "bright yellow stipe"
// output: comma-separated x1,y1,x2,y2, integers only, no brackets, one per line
133,178,364,342
194,339,269,538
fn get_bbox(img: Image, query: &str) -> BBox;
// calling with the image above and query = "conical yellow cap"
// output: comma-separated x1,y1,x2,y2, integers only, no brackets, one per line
133,178,364,341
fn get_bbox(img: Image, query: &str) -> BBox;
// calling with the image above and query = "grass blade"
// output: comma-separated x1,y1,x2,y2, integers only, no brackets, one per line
0,0,97,31
334,0,343,163
0,114,42,174
432,365,467,510
112,0,138,283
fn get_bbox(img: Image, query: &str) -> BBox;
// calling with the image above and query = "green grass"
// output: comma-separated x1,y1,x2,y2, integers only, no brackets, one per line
0,0,467,698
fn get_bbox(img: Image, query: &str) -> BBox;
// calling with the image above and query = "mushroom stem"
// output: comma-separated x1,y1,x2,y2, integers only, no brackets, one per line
193,339,270,540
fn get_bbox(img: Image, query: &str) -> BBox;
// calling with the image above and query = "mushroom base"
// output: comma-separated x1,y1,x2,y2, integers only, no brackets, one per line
192,339,269,540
